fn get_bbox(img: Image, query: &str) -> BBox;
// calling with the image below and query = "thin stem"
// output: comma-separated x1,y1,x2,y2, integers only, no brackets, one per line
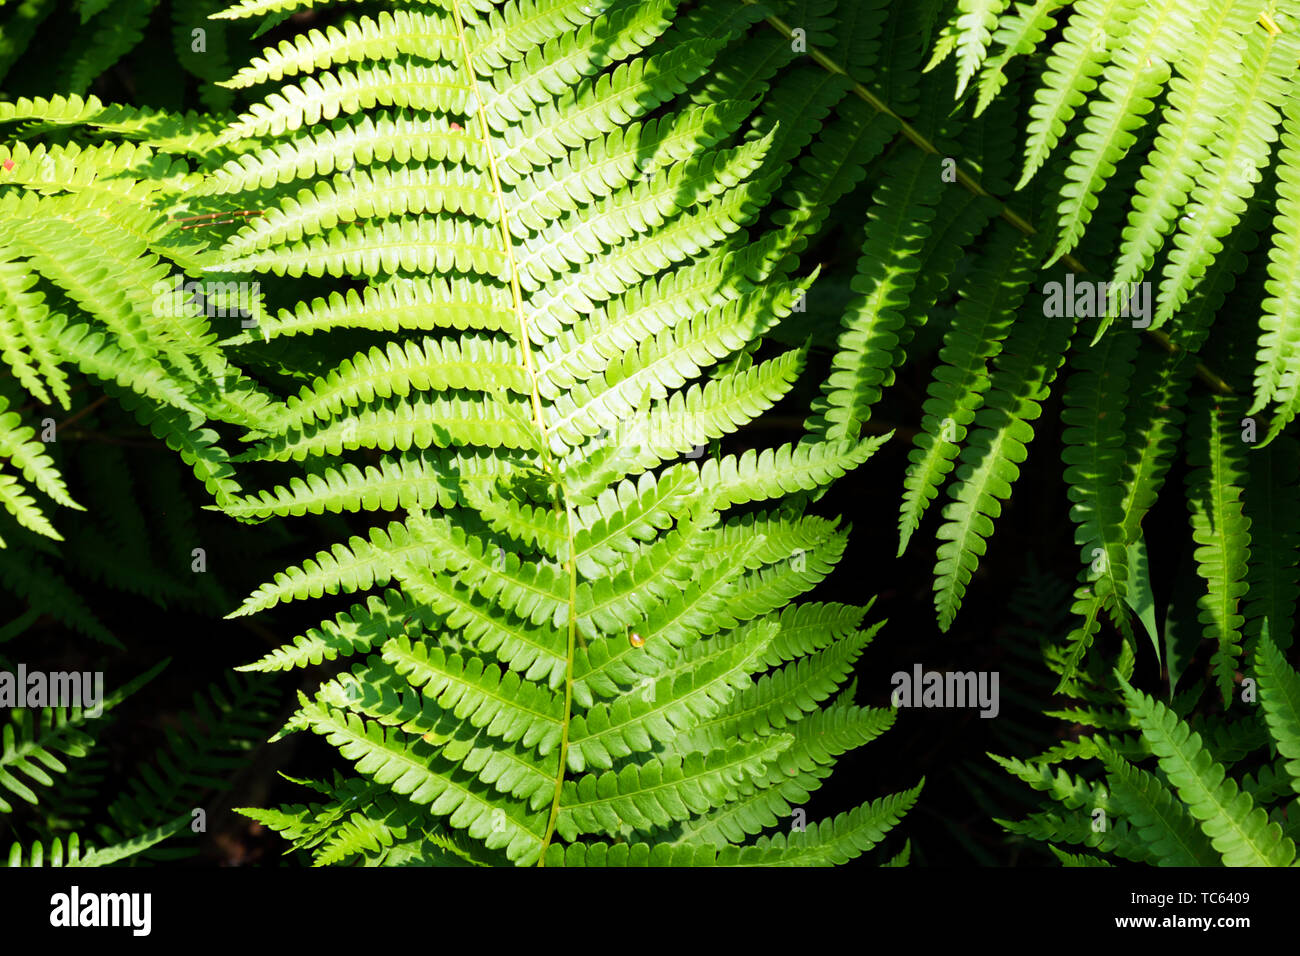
448,0,576,867
539,500,580,867
449,0,551,445
14,383,92,415
57,394,108,430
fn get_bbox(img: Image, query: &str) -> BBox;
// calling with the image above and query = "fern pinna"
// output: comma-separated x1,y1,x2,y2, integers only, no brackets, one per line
207,0,918,867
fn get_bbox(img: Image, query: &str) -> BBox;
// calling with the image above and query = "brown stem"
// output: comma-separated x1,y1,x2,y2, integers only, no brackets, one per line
56,394,109,430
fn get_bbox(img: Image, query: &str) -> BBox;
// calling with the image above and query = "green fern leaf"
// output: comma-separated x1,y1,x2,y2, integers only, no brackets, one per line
1119,676,1295,866
1186,395,1252,704
1255,629,1300,797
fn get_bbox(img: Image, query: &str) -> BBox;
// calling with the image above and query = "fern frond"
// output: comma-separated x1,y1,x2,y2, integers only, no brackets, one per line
1252,86,1300,442
556,735,792,841
1106,0,1261,301
222,9,457,90
5,815,189,868
382,635,566,754
0,707,96,813
807,151,946,443
1242,437,1300,651
229,517,439,617
1061,329,1138,630
1097,742,1220,865
951,0,1010,98
1017,0,1142,189
667,694,895,847
0,659,164,813
1186,395,1252,703
930,264,1074,629
973,0,1068,116
1046,0,1195,265
215,0,913,868
295,699,549,865
897,226,1038,557
1255,631,1300,797
1120,676,1295,866
551,780,923,866
1153,27,1300,327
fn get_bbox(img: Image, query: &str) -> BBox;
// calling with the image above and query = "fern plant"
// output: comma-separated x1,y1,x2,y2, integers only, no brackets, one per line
910,2,1300,678
0,80,286,641
202,0,921,866
0,655,276,867
994,618,1300,866
696,0,1300,702
0,0,256,111
3,0,1297,871
718,0,1300,865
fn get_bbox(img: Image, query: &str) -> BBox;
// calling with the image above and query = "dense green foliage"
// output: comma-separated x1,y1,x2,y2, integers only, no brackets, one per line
0,0,1297,866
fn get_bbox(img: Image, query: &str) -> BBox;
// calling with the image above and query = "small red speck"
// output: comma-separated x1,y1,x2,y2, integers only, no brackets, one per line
2,160,13,171
450,123,462,131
